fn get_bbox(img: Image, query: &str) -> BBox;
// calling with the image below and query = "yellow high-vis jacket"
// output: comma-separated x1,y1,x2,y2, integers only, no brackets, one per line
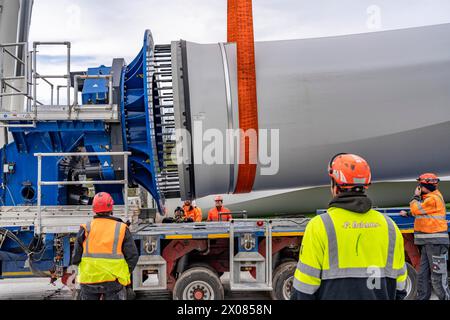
293,207,407,300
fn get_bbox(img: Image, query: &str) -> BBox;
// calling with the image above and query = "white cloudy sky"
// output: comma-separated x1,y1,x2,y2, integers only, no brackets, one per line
29,0,450,76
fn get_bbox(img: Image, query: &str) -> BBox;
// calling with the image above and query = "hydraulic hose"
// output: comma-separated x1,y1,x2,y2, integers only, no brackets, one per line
0,227,51,277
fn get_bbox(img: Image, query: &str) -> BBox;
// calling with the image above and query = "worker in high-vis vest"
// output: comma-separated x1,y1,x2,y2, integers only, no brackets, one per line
400,173,450,300
183,199,202,222
72,192,139,300
292,153,407,300
207,195,232,221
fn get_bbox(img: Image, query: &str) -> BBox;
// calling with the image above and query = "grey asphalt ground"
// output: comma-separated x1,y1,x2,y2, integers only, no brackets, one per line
0,274,271,300
0,274,437,300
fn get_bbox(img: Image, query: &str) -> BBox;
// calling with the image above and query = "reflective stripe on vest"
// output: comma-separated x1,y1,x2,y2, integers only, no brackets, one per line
293,277,320,294
83,220,124,259
415,215,447,220
415,202,428,215
319,212,403,279
296,261,322,278
414,232,449,239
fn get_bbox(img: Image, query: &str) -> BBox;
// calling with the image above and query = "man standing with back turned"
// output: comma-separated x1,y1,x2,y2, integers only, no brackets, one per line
400,173,450,300
292,153,407,300
72,192,139,300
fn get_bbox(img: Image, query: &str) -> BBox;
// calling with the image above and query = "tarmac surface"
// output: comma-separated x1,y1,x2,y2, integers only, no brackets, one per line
0,274,438,300
0,274,271,300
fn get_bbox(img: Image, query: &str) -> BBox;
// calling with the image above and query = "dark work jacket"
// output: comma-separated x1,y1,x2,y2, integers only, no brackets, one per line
292,192,407,300
72,215,139,274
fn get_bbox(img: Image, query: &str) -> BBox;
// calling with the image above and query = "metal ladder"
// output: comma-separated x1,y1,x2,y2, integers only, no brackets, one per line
229,219,273,291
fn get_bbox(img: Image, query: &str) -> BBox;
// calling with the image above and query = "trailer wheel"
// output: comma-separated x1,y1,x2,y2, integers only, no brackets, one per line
173,267,224,300
404,262,418,300
187,263,224,277
271,260,296,300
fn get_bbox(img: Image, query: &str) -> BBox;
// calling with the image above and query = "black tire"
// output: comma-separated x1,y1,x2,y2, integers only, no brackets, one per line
404,262,418,300
186,262,224,278
271,260,296,300
173,267,224,300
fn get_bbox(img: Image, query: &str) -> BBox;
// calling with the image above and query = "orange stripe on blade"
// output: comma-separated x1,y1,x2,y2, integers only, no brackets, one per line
228,0,259,193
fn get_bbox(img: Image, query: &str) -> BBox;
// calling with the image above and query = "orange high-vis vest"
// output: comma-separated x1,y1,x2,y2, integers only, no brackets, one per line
77,218,131,286
410,190,448,234
207,207,232,221
183,205,202,222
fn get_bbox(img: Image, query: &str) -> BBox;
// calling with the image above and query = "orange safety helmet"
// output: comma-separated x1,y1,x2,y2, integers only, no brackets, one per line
92,192,114,214
214,195,223,202
417,173,440,185
328,153,371,189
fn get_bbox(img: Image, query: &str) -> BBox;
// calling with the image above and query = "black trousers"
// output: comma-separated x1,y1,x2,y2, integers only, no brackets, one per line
416,244,450,300
79,281,127,300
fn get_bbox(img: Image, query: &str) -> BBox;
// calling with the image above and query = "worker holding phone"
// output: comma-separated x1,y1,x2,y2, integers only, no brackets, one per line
400,173,450,300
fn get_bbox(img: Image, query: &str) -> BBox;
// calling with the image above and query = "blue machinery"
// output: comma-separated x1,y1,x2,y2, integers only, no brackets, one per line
0,31,175,211
0,31,179,279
